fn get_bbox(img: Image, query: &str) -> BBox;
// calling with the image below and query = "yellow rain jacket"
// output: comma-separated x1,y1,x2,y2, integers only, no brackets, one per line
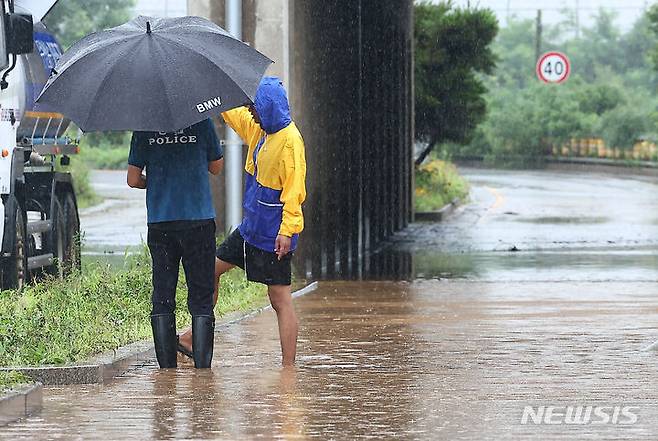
222,77,306,252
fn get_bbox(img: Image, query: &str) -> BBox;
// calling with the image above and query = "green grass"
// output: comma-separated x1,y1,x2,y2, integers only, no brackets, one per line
415,159,470,212
0,371,29,393
78,146,129,170
0,247,266,367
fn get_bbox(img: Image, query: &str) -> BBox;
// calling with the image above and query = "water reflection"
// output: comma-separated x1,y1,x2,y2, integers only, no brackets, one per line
151,370,177,440
144,352,307,439
315,246,658,282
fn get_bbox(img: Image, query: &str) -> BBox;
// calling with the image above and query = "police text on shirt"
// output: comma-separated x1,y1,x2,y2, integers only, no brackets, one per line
148,130,198,146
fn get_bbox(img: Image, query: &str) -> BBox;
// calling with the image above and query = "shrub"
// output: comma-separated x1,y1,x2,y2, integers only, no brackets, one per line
415,160,470,212
597,105,653,149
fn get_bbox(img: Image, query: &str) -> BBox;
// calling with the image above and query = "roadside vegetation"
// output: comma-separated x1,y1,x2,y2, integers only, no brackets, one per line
77,132,130,170
442,5,658,167
44,0,136,50
57,130,131,209
414,2,498,207
0,248,266,367
78,146,129,171
67,155,100,208
0,371,29,393
415,159,469,212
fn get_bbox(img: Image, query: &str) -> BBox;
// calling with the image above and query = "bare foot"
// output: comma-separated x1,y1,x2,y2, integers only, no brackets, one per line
178,329,193,354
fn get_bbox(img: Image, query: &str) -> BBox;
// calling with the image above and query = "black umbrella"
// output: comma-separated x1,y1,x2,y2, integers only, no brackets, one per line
36,15,272,132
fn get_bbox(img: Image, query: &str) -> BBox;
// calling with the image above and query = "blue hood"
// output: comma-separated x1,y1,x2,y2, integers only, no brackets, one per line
254,76,292,134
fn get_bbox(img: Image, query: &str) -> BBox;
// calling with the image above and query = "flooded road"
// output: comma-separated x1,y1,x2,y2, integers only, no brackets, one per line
389,168,658,281
4,281,658,439
4,168,658,439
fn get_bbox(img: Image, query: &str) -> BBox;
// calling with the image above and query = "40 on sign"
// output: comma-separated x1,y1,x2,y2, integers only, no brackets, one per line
536,51,571,84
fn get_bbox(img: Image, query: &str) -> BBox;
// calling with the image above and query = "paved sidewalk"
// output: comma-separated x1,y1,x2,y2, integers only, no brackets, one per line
3,280,658,440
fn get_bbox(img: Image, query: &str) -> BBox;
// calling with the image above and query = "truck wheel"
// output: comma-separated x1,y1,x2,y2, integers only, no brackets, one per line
5,205,28,289
50,199,65,278
61,192,80,274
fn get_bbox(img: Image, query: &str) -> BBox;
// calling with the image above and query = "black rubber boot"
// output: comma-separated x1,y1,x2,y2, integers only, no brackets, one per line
151,313,177,368
192,315,215,369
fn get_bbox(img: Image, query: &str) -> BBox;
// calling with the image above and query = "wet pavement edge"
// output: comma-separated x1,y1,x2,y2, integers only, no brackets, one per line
0,384,42,426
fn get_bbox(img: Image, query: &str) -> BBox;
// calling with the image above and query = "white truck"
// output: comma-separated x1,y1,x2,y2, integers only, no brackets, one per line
0,0,80,289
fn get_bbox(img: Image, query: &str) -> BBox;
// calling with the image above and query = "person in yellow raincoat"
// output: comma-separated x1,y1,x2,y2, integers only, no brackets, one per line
178,76,306,366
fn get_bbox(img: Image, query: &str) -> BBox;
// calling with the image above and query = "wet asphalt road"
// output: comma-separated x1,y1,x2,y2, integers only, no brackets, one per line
79,170,147,265
4,167,658,440
392,168,658,282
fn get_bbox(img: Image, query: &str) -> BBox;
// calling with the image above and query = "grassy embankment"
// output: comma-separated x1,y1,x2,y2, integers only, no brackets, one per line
0,247,266,368
0,371,29,393
415,159,470,212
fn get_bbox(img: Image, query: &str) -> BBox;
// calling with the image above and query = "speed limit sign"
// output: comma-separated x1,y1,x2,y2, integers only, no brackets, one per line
536,51,570,83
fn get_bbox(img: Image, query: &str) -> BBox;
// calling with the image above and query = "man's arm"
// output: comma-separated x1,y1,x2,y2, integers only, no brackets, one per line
205,119,224,175
221,107,261,146
127,132,147,188
127,165,147,189
208,158,224,175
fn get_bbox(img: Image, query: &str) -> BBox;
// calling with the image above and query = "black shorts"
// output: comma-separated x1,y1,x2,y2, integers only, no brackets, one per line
216,229,292,286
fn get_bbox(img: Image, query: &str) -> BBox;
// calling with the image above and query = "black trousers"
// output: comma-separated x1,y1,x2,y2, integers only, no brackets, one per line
147,220,216,316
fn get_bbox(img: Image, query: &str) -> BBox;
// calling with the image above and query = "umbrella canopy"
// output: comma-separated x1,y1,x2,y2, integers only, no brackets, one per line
36,15,272,132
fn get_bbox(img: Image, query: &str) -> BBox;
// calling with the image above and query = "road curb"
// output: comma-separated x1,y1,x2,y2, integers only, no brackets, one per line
0,383,42,426
1,282,319,385
415,198,460,222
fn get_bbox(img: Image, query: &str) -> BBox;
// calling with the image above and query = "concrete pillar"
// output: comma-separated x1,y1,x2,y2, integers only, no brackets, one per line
187,0,211,18
253,0,289,86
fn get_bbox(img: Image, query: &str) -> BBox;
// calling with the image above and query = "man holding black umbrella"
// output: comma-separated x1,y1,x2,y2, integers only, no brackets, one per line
127,119,224,369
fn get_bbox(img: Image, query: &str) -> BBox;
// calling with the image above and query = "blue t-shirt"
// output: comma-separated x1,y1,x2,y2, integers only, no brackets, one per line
128,119,223,224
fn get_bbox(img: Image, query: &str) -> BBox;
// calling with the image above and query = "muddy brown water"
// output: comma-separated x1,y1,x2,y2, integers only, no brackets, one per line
4,168,657,439
4,281,658,439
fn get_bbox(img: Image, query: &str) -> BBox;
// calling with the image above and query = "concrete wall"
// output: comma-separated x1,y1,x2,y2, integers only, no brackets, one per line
290,0,414,280
253,0,289,85
187,0,414,280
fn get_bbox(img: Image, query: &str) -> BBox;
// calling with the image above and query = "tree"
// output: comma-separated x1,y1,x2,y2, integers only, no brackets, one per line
488,19,535,89
648,3,658,70
575,9,623,80
483,82,593,166
44,0,136,49
414,1,498,166
597,105,651,150
575,82,625,116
